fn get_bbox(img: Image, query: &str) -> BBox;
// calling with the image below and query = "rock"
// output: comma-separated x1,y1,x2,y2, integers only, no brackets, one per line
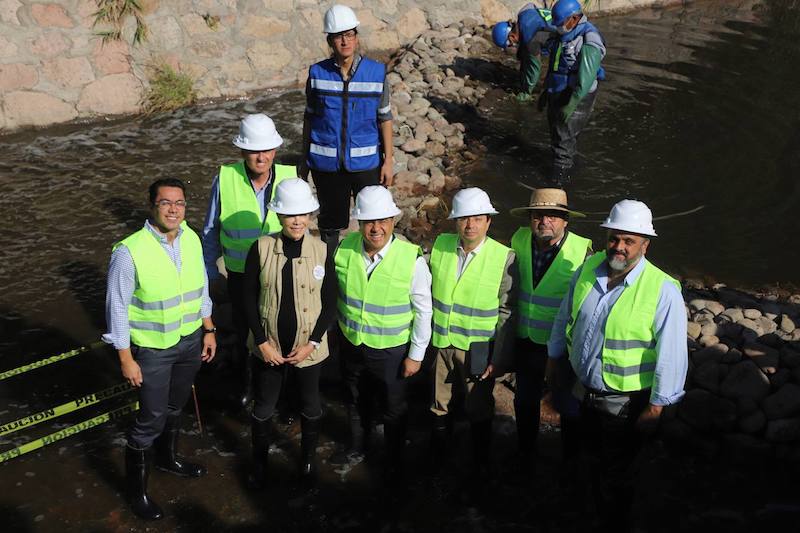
41,57,95,88
444,174,462,191
724,433,772,459
397,7,428,40
391,170,425,197
401,139,426,154
446,135,464,149
687,321,702,339
743,342,780,373
737,397,759,416
246,41,291,71
744,308,762,319
480,0,512,25
780,314,796,333
758,332,784,349
765,417,800,442
692,344,728,366
427,167,445,194
30,31,70,57
706,301,726,315
720,360,771,401
721,348,743,364
698,335,720,348
31,3,73,27
781,347,800,368
721,308,744,323
757,316,778,334
3,91,77,128
77,74,141,115
425,141,445,157
0,0,22,25
678,389,737,432
0,63,38,91
769,368,792,390
762,383,800,420
737,318,764,338
93,39,131,75
407,156,434,173
692,362,722,394
700,322,719,337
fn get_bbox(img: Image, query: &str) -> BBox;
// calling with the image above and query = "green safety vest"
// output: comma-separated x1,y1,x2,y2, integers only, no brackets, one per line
335,233,421,349
430,234,510,350
218,162,296,273
512,229,591,343
566,252,681,392
115,222,205,349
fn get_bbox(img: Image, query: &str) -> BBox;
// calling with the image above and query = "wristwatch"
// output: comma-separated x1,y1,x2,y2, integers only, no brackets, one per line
203,327,217,334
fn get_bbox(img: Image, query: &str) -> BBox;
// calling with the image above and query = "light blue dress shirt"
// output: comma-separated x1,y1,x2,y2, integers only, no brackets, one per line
103,220,212,350
547,255,688,406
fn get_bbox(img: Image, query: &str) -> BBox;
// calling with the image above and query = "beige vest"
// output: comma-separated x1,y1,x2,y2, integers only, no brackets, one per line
253,233,329,368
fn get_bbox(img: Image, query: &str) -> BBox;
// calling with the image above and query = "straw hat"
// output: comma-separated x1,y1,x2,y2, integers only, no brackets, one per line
510,188,585,218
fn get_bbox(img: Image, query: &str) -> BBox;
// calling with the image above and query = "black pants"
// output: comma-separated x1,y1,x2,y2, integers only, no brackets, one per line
340,335,408,424
312,167,380,231
251,356,323,421
547,89,598,170
578,389,650,531
128,329,203,449
226,271,249,367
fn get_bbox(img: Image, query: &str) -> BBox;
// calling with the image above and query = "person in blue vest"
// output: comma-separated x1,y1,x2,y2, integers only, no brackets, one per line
508,188,591,482
201,114,295,409
491,2,557,101
299,4,394,254
104,178,217,520
543,0,606,185
548,199,688,531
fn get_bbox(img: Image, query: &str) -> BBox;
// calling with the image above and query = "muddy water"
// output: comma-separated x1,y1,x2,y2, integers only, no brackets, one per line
1,1,799,531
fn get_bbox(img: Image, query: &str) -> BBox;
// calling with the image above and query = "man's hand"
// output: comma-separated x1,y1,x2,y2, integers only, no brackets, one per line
258,340,284,367
119,349,143,387
285,342,315,365
201,332,217,362
479,363,495,381
380,159,394,187
515,91,534,103
402,357,422,378
636,404,664,435
298,162,310,181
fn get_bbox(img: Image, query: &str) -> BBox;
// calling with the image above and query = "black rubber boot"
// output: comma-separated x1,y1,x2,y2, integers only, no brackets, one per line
430,414,449,474
247,417,272,490
470,420,492,479
329,405,366,465
384,416,407,488
126,444,163,520
154,415,206,478
239,354,253,408
300,416,320,486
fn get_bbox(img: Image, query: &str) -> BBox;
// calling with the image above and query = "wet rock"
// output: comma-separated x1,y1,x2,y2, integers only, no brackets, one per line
678,389,737,432
781,347,800,368
765,417,800,442
721,348,743,364
762,383,800,420
780,314,796,333
738,410,766,434
692,362,722,394
743,342,779,373
720,360,771,401
758,332,784,349
769,368,792,390
692,344,728,366
738,318,764,338
721,308,744,323
698,335,720,348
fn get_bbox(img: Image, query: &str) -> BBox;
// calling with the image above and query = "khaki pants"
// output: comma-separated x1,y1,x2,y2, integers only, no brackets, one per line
431,347,495,423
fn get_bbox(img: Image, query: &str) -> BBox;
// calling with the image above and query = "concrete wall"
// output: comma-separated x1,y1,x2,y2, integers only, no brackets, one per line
0,0,683,132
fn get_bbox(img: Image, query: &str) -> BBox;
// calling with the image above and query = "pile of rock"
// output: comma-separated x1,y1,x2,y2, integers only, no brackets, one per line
663,287,800,458
384,18,496,246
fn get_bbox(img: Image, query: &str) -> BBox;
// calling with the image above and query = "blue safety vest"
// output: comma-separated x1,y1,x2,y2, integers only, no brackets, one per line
518,7,554,46
307,57,386,173
546,21,606,94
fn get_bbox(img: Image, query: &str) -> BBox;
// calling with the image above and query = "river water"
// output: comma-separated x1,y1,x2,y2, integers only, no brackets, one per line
0,1,799,528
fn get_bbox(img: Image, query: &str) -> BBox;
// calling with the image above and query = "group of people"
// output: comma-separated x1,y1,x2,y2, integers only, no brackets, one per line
102,2,688,531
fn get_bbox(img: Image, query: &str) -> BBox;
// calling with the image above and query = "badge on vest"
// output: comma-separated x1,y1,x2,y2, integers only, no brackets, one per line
313,265,325,280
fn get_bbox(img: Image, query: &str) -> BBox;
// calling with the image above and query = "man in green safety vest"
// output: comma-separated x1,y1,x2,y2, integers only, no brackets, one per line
104,178,217,520
201,113,297,408
509,188,590,479
548,199,688,531
429,188,518,483
333,185,432,487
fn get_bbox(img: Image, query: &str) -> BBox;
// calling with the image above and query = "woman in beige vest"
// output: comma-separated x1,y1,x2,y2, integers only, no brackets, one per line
242,178,336,489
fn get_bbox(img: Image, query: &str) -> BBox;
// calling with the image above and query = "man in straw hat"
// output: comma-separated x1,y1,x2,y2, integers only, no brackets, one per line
547,199,687,531
509,187,591,480
332,185,432,487
201,113,297,408
429,187,518,483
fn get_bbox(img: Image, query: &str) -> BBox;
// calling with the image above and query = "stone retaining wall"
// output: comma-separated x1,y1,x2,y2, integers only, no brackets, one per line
0,0,684,132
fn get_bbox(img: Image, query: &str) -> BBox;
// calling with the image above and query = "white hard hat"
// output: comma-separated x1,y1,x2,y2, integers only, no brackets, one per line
267,178,320,215
323,4,359,34
232,113,283,151
600,199,657,237
352,186,401,220
447,187,499,219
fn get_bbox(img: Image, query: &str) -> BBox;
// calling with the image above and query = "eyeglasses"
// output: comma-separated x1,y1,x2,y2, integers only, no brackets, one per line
531,211,565,220
331,30,357,43
155,200,187,209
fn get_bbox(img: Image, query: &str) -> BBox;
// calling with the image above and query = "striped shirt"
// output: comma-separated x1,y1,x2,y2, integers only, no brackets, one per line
103,220,212,350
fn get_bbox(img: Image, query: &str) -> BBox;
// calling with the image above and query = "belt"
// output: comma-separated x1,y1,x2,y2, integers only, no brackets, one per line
582,388,649,418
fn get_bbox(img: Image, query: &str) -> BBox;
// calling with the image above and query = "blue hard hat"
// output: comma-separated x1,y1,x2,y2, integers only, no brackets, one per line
552,0,582,27
492,21,512,49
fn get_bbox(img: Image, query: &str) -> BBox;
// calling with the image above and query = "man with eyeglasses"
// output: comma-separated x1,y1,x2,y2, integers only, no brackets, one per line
299,4,394,255
509,188,591,482
104,178,216,520
201,113,296,408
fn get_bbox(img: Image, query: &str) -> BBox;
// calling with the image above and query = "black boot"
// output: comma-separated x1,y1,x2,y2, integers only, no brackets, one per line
384,416,407,488
154,415,206,478
126,444,163,520
329,405,366,465
300,416,320,485
430,414,449,474
239,354,253,408
247,417,272,490
470,420,492,479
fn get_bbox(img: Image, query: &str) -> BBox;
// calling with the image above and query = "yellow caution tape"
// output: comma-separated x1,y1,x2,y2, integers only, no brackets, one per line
0,340,106,381
0,382,134,437
0,401,139,464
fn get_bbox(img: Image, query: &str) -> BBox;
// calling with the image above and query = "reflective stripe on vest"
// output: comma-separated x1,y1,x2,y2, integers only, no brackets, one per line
218,162,296,273
512,229,591,343
307,57,385,172
116,223,205,349
430,234,510,350
566,252,680,392
546,20,606,93
335,233,420,349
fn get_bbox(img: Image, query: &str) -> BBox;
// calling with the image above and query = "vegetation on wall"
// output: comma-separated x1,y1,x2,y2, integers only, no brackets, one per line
92,0,149,46
142,62,197,114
